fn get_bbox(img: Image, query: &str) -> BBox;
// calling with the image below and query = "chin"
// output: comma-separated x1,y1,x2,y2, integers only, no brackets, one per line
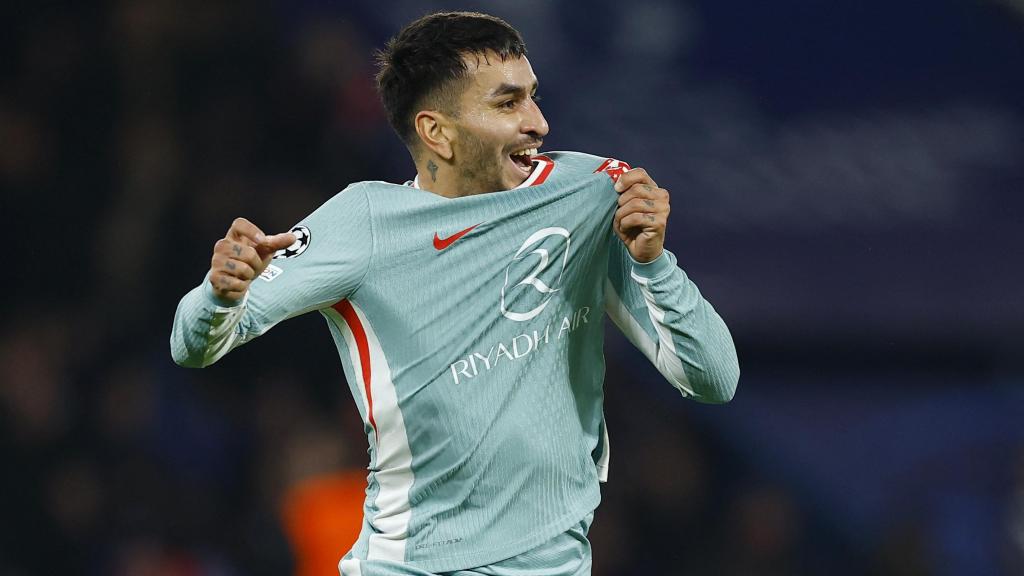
504,175,529,190
464,158,529,193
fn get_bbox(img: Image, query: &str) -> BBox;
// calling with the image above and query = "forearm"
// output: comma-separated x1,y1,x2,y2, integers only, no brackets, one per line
608,250,740,403
170,276,251,368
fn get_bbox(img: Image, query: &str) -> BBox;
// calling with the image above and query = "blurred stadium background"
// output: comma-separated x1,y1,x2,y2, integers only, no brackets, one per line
3,0,1023,574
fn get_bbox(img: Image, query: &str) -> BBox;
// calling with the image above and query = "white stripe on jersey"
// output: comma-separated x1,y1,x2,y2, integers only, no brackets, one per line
325,301,415,563
597,416,611,483
324,305,373,435
338,557,362,576
604,278,695,397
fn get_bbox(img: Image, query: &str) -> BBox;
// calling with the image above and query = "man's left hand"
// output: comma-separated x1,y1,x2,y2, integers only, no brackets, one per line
613,167,670,263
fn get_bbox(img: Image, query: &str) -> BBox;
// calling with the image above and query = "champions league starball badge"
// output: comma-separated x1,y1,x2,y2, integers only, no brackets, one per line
273,225,311,259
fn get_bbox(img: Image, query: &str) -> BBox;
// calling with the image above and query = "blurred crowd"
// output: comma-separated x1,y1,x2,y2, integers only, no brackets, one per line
3,1,1023,575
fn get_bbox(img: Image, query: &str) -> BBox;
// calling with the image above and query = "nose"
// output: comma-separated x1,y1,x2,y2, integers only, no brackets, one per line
522,98,549,139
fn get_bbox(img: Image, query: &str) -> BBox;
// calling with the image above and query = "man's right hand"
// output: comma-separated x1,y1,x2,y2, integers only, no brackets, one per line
209,217,296,302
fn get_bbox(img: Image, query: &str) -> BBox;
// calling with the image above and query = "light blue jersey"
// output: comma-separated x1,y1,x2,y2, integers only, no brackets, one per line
171,151,739,574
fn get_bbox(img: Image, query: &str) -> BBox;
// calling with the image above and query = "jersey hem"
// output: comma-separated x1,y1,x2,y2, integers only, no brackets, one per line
397,492,599,573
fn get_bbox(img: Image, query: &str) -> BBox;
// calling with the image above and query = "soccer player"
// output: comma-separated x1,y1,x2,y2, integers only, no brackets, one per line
171,11,739,576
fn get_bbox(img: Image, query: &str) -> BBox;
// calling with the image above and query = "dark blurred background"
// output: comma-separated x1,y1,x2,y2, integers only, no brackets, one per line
3,0,1023,575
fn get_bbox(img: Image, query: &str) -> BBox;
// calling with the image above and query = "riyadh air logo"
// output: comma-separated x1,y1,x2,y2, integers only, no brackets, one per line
500,227,571,322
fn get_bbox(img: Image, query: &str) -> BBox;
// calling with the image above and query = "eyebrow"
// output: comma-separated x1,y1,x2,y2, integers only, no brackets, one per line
489,80,539,98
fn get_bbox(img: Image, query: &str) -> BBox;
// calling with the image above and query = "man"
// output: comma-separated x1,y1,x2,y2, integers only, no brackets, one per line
171,11,739,576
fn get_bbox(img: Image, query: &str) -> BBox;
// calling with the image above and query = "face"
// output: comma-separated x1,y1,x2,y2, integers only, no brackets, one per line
450,53,549,193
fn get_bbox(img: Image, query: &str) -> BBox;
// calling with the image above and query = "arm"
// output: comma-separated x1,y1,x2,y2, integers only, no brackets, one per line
604,168,739,403
171,184,372,368
605,246,739,402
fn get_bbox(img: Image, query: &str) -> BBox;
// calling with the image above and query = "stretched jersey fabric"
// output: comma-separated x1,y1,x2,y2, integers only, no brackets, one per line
171,151,739,573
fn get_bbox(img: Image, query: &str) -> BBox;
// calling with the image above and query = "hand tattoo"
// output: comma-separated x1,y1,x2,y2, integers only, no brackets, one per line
642,184,654,192
644,199,655,208
227,261,236,270
645,214,656,222
427,159,438,182
232,244,242,256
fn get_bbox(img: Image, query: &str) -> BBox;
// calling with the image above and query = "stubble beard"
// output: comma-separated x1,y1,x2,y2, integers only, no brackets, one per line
455,130,508,195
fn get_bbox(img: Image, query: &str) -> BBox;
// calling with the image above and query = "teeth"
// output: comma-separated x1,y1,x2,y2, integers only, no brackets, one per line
512,148,538,157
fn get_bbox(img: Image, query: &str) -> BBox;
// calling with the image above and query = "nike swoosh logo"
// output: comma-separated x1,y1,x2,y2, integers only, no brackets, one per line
434,223,481,251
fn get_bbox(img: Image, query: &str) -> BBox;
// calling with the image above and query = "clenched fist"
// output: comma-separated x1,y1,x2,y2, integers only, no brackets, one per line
613,167,670,263
209,217,296,302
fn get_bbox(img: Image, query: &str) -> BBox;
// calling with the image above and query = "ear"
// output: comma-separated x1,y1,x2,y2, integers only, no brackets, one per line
414,110,455,161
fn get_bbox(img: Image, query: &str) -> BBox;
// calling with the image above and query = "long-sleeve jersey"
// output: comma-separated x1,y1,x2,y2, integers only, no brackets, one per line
170,150,739,573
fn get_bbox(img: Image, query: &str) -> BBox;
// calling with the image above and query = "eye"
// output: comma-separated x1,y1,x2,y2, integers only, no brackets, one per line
500,99,518,109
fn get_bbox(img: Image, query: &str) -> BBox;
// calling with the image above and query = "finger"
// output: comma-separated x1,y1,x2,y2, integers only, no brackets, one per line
215,239,263,272
223,258,256,281
617,184,668,206
212,251,257,279
614,207,644,236
226,217,267,245
614,199,668,230
209,272,249,300
255,232,297,260
615,203,663,228
613,167,657,192
617,196,665,216
268,232,298,250
619,211,664,233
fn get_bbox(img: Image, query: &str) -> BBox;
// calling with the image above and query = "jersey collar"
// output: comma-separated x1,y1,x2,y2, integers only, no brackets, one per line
408,155,554,190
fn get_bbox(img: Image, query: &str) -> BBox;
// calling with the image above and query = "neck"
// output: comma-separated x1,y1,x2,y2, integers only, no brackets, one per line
416,156,470,198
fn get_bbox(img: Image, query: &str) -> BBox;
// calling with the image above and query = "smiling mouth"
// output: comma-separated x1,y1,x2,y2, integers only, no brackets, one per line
509,146,539,172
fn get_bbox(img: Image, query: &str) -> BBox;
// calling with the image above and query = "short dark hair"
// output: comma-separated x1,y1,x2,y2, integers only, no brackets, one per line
375,12,527,147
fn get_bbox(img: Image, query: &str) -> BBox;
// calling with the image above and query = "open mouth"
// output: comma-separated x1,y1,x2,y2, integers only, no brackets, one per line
508,147,539,175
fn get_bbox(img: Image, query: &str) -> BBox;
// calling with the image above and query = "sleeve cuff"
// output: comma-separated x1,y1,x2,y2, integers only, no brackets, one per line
629,249,677,282
202,274,247,308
